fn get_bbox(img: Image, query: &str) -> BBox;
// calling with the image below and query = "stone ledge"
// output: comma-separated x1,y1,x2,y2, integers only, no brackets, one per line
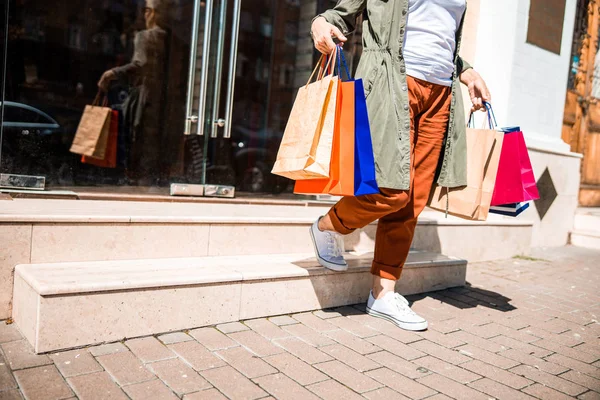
12,251,467,353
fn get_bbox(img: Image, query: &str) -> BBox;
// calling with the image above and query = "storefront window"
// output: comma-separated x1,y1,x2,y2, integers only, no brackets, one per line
0,0,361,198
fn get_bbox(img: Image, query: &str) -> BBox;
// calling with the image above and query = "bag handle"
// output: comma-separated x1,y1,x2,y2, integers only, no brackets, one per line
468,101,496,129
336,45,352,81
92,91,109,107
305,47,337,87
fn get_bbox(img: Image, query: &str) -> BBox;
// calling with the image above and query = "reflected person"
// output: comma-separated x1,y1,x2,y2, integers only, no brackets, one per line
98,0,169,185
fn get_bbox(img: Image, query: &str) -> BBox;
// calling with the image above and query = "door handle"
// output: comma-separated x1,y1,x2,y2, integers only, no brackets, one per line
184,0,214,136
183,0,204,135
210,0,229,138
222,0,242,139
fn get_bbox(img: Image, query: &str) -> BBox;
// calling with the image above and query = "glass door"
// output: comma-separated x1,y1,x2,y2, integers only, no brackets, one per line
171,0,241,198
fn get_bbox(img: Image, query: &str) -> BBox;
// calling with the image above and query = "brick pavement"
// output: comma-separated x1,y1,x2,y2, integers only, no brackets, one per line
0,246,599,400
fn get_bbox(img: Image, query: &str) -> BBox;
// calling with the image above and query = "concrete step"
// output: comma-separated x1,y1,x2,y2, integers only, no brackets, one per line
570,230,600,250
1,198,532,319
13,251,466,353
574,208,600,234
1,199,532,264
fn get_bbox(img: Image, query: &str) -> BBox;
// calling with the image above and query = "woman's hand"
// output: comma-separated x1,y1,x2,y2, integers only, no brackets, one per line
98,70,116,92
311,17,347,54
460,69,491,112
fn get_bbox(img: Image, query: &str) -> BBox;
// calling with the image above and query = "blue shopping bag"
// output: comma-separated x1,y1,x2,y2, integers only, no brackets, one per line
338,49,380,196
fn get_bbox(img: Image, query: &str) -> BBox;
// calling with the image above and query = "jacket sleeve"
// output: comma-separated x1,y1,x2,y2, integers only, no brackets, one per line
313,0,367,36
457,56,472,75
112,31,148,79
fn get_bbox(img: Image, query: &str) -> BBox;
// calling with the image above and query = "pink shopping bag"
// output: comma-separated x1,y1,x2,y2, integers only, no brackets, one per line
491,128,540,206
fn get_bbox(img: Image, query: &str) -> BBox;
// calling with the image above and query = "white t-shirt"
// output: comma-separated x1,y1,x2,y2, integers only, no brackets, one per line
403,0,466,86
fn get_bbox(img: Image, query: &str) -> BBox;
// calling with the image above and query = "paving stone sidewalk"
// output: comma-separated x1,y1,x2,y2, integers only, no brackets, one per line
1,246,599,400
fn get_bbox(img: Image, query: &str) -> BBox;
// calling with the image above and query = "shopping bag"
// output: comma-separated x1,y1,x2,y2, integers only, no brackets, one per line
294,48,355,196
428,104,504,220
272,50,339,180
491,125,540,206
70,93,113,159
489,202,530,217
81,109,119,168
353,67,379,196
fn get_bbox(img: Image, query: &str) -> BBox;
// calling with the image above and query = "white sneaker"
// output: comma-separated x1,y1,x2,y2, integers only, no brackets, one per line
366,291,428,331
310,217,348,271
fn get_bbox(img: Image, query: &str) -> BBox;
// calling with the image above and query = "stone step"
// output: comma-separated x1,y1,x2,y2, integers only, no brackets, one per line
1,199,532,264
574,208,600,234
13,251,466,353
570,230,600,250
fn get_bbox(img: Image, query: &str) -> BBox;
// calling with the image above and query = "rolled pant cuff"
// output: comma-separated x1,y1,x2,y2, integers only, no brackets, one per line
327,207,355,235
371,260,403,281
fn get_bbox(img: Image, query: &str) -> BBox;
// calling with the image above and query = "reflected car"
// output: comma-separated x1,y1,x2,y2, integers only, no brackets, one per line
230,125,289,193
0,101,73,183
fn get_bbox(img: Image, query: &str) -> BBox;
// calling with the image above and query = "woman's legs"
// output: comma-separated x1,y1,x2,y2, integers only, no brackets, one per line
322,76,452,297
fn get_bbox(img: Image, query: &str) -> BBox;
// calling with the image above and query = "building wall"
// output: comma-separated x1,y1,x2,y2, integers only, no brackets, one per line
462,0,582,247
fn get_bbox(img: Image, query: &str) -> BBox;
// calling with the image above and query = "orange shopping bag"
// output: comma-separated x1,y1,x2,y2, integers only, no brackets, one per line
294,51,355,196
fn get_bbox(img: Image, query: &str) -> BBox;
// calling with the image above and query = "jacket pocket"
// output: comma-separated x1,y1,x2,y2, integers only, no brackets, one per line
363,63,384,98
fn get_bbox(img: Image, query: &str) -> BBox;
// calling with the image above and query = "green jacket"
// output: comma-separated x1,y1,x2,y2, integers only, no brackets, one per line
318,0,471,190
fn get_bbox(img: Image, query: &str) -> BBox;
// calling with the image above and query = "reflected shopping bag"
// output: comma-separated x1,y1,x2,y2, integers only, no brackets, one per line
272,49,339,180
294,48,355,196
70,93,113,159
491,125,540,206
428,104,504,220
81,109,119,168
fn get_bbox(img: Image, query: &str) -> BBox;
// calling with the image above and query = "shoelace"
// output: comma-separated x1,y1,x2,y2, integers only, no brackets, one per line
326,234,343,258
392,293,417,316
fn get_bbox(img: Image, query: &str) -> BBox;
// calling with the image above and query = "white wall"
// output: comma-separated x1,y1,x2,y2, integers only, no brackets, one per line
473,0,577,154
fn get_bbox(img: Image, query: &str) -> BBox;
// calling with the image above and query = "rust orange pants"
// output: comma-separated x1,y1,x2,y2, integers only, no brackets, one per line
328,76,452,281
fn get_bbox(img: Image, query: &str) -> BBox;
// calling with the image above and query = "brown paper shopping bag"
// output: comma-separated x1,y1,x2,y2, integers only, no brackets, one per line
294,76,355,196
428,122,504,221
272,51,339,180
70,93,112,159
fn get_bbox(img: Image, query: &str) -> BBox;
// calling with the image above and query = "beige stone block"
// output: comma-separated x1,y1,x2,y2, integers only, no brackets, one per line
396,263,466,296
30,224,210,263
414,224,532,262
1,340,51,370
88,342,128,357
272,337,333,365
146,358,211,395
183,388,228,400
10,275,38,347
243,318,290,340
208,224,313,256
264,352,328,385
239,272,372,320
529,149,581,196
50,349,103,378
200,366,267,400
123,379,179,400
227,330,284,357
33,283,241,352
0,353,17,391
314,361,383,393
0,224,31,319
253,373,321,400
168,340,226,371
13,365,74,400
188,327,238,351
216,346,277,379
67,371,128,400
527,195,578,247
125,337,176,363
0,321,23,344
